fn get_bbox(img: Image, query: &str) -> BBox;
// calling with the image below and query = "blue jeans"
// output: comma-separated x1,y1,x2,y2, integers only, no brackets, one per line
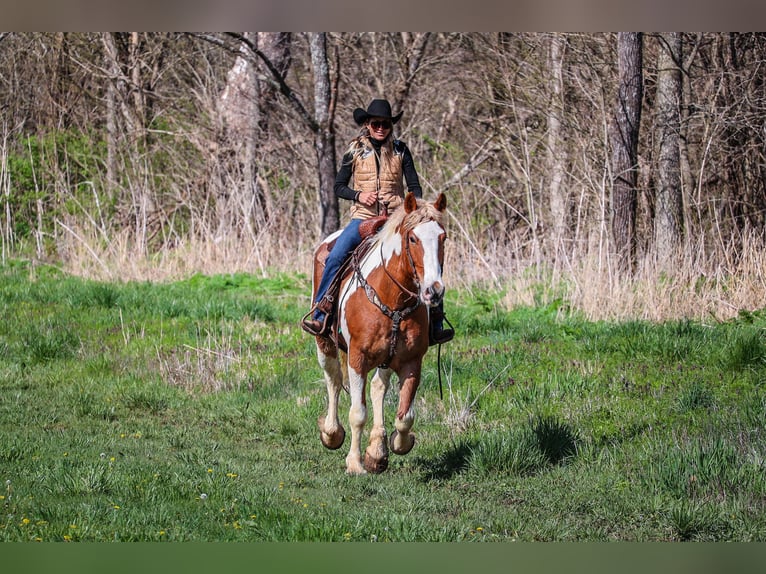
313,219,363,321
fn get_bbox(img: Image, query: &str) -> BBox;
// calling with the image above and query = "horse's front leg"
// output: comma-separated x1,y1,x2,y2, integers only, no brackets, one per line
390,362,421,455
364,367,392,473
316,344,345,450
345,362,368,475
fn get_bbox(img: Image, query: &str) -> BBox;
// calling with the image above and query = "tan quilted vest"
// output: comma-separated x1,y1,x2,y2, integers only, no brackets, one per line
349,139,405,220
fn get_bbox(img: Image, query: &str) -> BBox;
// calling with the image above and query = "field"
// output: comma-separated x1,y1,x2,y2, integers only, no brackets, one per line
1,259,765,542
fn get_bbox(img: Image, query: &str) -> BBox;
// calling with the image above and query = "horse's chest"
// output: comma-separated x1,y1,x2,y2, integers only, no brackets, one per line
341,288,425,353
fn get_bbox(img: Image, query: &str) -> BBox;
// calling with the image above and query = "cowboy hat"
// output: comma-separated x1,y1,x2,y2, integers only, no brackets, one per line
353,99,403,126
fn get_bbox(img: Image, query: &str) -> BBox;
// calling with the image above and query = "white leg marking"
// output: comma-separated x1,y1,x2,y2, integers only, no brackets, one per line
364,368,392,472
317,347,345,449
345,365,367,475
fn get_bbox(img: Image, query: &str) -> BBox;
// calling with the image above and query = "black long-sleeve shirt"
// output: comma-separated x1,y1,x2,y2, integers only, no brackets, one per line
334,138,423,201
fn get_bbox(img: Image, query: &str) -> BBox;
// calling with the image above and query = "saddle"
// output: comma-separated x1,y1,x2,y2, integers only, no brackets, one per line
300,213,388,344
357,214,388,239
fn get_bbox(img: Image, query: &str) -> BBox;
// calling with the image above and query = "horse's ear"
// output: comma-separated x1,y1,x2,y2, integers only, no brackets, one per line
434,193,447,212
404,192,418,213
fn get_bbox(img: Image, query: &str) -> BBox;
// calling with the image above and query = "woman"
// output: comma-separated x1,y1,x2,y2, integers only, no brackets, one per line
301,98,453,345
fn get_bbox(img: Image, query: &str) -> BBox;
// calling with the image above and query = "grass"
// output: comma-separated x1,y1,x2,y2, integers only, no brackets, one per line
1,259,765,541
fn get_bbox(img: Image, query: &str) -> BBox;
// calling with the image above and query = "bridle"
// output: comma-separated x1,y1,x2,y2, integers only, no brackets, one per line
381,229,421,301
351,226,426,370
349,218,447,399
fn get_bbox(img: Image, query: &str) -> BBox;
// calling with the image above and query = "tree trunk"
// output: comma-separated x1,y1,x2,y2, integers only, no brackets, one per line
393,32,431,113
610,32,643,273
102,32,153,243
219,33,291,235
547,33,568,248
654,32,684,266
310,32,338,236
251,33,291,225
104,36,118,202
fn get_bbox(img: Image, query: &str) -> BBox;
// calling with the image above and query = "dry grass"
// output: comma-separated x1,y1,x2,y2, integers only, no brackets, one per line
40,214,766,324
444,225,766,323
53,224,316,284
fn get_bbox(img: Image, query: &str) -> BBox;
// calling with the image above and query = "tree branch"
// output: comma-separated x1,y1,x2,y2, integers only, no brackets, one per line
194,32,318,132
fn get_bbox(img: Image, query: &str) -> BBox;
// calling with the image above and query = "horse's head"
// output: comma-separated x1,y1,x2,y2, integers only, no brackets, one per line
402,192,448,307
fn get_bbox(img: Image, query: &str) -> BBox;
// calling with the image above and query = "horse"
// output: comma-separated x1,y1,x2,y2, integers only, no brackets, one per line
309,192,448,474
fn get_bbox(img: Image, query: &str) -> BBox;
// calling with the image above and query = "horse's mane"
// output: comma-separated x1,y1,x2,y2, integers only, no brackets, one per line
376,197,445,245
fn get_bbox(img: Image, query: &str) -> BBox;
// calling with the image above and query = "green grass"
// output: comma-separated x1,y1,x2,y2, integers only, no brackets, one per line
1,259,765,541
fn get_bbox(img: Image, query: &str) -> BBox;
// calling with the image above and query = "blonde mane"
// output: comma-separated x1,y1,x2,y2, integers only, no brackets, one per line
376,197,445,246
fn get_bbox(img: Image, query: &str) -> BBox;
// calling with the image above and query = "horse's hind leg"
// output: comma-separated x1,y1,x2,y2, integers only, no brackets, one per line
317,345,345,450
364,367,392,474
390,365,420,455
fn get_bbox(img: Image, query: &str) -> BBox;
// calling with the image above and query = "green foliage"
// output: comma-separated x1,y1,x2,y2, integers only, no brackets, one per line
1,260,766,541
643,436,757,503
675,381,715,414
531,414,579,465
466,427,547,477
3,130,108,242
724,328,766,371
465,415,578,477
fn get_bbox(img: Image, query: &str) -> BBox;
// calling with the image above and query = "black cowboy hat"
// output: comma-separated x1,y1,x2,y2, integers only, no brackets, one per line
353,99,403,126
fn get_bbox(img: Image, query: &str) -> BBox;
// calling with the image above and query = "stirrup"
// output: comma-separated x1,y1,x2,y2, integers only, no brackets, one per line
300,306,331,336
429,316,455,346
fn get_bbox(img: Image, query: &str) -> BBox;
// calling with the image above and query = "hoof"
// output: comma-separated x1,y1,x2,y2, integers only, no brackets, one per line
318,416,345,450
363,452,389,474
389,430,415,455
345,460,367,475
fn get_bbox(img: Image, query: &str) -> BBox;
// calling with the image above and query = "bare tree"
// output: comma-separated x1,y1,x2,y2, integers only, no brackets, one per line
391,32,432,113
101,32,154,247
218,32,292,236
654,32,684,266
202,32,339,236
547,33,568,248
9,31,766,309
610,32,643,273
310,32,338,236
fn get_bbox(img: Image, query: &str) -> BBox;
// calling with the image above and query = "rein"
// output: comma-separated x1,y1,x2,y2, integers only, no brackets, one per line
381,236,421,301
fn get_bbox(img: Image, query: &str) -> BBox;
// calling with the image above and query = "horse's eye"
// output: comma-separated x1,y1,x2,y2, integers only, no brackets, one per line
409,235,418,244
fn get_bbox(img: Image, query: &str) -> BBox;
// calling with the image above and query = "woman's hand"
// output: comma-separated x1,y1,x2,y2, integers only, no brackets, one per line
356,190,377,207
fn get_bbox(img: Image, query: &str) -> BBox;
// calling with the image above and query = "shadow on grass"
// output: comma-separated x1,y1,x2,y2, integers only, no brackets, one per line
415,415,580,482
415,438,476,481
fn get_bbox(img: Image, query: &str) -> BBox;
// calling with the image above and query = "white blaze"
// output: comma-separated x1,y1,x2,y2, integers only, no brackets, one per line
414,221,444,292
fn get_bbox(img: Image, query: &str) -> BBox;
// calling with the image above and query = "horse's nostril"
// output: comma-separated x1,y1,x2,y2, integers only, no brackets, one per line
423,285,444,307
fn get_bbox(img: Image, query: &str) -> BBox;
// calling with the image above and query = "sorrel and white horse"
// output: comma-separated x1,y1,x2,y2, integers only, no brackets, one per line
310,192,448,474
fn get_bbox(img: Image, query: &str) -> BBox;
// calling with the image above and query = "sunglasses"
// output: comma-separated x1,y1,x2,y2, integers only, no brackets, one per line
369,120,392,130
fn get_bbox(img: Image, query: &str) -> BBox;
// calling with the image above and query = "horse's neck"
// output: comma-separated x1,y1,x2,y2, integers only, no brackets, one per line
360,235,399,278
360,234,419,299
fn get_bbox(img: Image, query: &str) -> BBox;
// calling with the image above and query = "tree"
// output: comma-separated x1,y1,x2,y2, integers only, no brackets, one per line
101,32,156,245
391,32,432,113
218,33,292,235
546,33,568,248
310,32,338,236
610,32,643,272
203,32,339,237
654,32,684,266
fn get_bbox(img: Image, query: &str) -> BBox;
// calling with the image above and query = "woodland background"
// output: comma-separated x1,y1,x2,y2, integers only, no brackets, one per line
1,32,766,321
